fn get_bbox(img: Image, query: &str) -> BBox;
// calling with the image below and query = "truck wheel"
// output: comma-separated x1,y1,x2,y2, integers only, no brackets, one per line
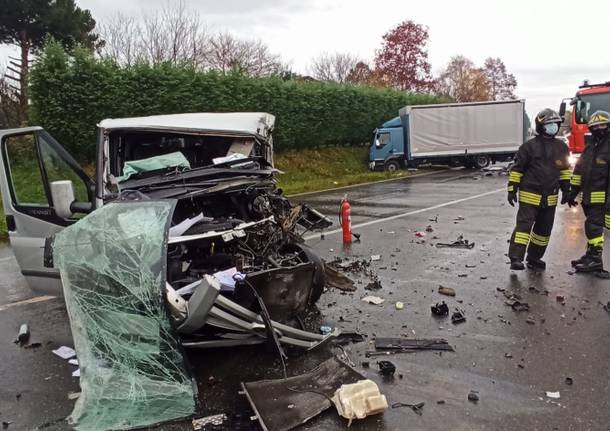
473,155,490,169
385,160,400,172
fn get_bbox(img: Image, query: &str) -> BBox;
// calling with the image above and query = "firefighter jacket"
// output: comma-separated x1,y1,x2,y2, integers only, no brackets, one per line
570,134,610,206
508,136,570,207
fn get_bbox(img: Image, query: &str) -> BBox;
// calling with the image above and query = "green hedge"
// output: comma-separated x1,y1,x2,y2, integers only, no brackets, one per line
30,42,443,162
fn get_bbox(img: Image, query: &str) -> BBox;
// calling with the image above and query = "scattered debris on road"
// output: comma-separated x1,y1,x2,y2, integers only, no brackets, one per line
545,391,560,399
438,286,456,297
467,390,479,403
362,295,385,305
378,360,396,376
15,323,29,345
374,337,454,352
436,235,475,249
370,254,381,261
565,377,573,386
192,414,228,430
324,264,356,292
332,380,388,426
451,310,466,324
51,346,76,360
395,301,404,310
391,401,425,415
431,301,450,316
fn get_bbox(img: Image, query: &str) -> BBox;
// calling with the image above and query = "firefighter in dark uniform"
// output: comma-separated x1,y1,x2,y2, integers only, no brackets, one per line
567,110,610,272
507,109,570,270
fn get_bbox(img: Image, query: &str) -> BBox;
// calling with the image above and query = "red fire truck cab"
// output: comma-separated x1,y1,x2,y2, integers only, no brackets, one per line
560,81,610,155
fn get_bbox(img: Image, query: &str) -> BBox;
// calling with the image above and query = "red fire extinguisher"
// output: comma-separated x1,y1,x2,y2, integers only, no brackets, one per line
340,195,352,244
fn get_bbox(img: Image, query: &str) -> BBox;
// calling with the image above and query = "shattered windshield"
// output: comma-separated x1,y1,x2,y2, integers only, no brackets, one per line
52,201,196,431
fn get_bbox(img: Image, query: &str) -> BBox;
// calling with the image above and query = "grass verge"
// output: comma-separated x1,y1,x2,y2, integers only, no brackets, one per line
275,146,419,195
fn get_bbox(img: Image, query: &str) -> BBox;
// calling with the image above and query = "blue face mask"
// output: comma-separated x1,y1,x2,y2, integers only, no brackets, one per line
543,123,559,136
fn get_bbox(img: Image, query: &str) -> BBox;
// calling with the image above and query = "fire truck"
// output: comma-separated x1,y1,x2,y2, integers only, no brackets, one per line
560,80,610,157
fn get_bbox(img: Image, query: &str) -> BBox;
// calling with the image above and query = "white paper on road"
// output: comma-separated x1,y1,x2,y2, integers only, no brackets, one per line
52,346,76,360
361,296,384,305
72,369,80,378
69,358,79,366
545,391,560,399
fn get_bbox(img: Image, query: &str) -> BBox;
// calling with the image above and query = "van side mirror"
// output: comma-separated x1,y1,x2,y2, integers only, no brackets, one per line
50,180,92,218
375,138,381,148
559,102,566,118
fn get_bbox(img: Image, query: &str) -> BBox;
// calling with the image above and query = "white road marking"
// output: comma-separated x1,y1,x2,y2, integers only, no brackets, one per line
0,295,56,312
304,187,505,240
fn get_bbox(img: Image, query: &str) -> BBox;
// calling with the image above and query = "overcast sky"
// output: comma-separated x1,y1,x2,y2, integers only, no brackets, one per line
3,0,610,118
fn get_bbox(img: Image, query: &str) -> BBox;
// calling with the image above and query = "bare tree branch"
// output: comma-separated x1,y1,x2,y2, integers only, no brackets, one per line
309,52,359,83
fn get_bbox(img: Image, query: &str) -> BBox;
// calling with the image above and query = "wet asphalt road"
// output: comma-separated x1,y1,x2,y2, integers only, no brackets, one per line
1,167,610,430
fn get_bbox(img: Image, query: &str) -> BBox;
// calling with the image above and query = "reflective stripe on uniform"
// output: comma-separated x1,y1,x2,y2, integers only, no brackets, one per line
605,214,610,229
590,191,606,204
588,236,604,247
570,174,582,186
547,194,558,206
514,231,530,245
559,169,571,180
530,232,550,246
519,191,542,206
508,185,514,192
509,171,523,183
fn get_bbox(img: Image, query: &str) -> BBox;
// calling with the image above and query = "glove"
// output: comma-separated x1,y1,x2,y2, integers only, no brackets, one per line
507,190,517,207
564,189,578,207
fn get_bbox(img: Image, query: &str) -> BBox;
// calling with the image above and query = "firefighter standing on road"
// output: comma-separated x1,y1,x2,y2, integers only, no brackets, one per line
567,110,610,273
507,109,570,270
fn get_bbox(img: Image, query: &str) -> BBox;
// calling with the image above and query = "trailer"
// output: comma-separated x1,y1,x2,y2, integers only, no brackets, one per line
369,100,530,171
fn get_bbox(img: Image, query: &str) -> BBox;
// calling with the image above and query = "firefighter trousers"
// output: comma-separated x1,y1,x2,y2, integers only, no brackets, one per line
508,203,556,261
582,204,605,249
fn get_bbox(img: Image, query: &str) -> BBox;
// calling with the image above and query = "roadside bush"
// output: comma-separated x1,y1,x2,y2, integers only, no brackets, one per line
30,42,443,162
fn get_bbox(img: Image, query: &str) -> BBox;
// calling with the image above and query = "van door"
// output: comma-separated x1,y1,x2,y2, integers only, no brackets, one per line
0,127,94,294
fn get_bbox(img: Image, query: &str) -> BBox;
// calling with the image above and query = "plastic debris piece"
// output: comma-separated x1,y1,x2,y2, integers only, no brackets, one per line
365,279,383,291
468,390,479,402
2,421,11,429
16,323,29,345
565,377,573,386
395,302,404,310
415,231,426,237
375,337,454,352
545,391,560,399
68,392,81,400
425,225,434,232
431,302,449,316
451,311,466,324
438,286,456,297
52,346,76,360
331,379,388,426
556,295,565,303
68,359,79,366
435,234,475,249
370,255,381,261
378,361,396,376
320,325,333,335
506,300,530,312
362,296,384,305
72,369,80,378
192,414,228,430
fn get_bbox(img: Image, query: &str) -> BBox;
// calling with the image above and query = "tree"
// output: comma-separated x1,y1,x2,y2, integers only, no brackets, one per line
206,32,285,76
436,55,490,102
345,61,389,87
0,0,99,119
310,52,359,83
483,57,517,100
0,69,24,128
374,20,434,92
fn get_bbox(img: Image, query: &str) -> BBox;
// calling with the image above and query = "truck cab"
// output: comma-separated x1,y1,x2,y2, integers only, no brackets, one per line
562,81,610,154
368,116,405,172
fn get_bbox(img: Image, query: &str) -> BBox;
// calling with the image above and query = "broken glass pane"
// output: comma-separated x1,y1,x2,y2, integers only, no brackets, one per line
53,201,196,431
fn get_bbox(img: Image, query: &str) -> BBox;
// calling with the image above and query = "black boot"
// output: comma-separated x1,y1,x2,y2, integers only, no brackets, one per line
571,248,594,267
574,247,603,273
527,259,546,270
510,258,525,270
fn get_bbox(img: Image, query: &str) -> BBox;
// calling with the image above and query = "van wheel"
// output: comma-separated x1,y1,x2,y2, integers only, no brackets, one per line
473,155,490,169
385,160,400,172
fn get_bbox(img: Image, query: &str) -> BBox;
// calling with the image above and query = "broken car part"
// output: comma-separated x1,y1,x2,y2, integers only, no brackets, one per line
374,338,454,352
378,360,396,376
332,379,388,426
15,323,29,345
436,235,475,249
241,356,364,431
431,301,449,316
451,310,466,324
391,401,425,416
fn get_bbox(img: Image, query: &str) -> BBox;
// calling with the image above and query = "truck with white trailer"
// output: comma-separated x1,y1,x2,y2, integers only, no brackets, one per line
369,100,530,171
